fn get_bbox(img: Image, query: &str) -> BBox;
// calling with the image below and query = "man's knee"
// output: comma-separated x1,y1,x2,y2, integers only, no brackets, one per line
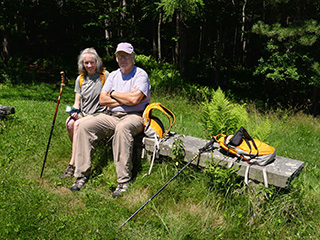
74,120,81,131
115,122,130,133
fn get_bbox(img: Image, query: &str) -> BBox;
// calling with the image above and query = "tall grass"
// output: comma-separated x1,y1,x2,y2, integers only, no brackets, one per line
1,82,320,239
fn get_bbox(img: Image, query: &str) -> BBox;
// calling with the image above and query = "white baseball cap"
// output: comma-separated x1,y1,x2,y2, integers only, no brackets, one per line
115,42,134,54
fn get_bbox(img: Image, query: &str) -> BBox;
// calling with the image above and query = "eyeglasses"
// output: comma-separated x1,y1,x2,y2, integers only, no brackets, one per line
116,54,131,60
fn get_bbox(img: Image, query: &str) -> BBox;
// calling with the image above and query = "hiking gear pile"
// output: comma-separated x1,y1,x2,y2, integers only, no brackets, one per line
214,127,276,187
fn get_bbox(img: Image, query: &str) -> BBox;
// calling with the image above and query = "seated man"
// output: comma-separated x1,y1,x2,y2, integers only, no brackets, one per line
71,42,151,198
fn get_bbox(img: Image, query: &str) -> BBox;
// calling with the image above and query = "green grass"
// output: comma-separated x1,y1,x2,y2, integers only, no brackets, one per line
1,82,320,239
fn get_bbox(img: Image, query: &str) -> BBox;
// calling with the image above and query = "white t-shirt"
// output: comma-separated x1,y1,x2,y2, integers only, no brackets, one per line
102,66,151,113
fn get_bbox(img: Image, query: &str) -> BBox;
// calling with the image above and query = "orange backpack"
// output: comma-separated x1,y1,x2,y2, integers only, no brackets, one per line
142,103,176,175
214,127,276,187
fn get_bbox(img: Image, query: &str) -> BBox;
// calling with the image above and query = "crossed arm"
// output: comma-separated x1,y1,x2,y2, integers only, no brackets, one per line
99,87,145,108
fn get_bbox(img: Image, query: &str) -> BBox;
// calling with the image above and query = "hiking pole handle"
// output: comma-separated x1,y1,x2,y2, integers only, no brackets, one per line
60,71,66,87
199,137,215,154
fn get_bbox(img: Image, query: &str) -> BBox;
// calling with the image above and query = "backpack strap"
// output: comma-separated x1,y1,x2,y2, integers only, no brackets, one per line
241,127,259,157
229,127,259,159
99,69,106,85
79,69,106,88
245,165,268,187
147,134,161,175
79,74,85,88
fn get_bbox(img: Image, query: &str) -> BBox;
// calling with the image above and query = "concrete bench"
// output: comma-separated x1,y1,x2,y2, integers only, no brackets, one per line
142,133,305,188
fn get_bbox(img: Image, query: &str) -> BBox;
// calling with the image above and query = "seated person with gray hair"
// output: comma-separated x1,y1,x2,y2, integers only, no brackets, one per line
70,42,151,198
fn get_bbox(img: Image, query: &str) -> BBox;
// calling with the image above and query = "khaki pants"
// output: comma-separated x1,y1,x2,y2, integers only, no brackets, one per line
74,112,143,183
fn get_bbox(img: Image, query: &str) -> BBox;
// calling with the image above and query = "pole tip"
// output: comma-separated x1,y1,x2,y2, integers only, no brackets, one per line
39,179,43,185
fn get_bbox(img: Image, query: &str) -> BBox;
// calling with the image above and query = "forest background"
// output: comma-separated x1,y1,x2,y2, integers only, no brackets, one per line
2,0,320,115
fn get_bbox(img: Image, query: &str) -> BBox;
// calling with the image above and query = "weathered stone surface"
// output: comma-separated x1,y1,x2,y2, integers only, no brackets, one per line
0,105,15,116
143,134,305,188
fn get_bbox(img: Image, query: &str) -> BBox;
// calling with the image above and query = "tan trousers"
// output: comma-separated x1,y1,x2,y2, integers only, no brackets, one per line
74,112,143,183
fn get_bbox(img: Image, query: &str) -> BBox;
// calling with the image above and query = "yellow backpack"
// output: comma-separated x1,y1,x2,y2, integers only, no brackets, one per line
143,102,175,139
215,134,276,163
142,103,176,175
79,69,106,88
214,127,276,187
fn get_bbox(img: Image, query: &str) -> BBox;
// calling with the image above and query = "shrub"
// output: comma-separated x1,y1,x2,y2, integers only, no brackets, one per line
135,55,183,94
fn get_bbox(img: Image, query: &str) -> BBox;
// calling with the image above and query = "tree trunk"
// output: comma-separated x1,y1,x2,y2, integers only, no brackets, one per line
157,12,162,59
178,16,187,77
1,26,9,65
198,24,203,63
174,12,180,67
241,0,247,64
120,0,127,37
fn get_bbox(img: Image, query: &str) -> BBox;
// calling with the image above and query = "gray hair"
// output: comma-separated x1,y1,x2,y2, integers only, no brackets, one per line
77,48,103,75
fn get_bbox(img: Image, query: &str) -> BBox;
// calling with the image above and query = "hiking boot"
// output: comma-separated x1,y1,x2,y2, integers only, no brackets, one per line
70,177,88,191
112,181,131,198
60,164,75,179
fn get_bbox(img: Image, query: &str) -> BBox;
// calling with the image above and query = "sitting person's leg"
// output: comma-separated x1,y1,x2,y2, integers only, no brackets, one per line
60,115,94,179
66,116,76,142
71,113,117,190
112,113,143,197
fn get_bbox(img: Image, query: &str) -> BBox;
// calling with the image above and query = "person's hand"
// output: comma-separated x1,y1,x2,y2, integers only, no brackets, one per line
70,112,79,120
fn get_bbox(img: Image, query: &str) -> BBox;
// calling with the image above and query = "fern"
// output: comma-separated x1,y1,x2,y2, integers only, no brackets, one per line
201,87,249,137
250,118,272,142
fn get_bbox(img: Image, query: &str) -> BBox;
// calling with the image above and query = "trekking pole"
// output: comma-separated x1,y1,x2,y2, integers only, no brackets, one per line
119,137,216,228
39,71,66,184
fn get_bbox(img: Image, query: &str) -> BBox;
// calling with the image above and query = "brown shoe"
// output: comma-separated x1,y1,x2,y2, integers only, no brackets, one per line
60,164,75,179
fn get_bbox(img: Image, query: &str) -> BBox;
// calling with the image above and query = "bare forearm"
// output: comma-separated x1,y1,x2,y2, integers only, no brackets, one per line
73,93,81,109
99,91,121,107
110,90,143,106
100,89,144,107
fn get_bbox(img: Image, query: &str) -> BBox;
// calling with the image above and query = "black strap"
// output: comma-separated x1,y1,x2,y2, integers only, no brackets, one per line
241,127,259,157
229,127,259,158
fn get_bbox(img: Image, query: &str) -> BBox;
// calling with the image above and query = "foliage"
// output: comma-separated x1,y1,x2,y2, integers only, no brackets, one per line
0,57,27,84
200,87,249,138
252,19,320,112
157,0,204,22
136,54,199,98
171,136,185,166
254,40,300,83
2,0,320,113
204,161,243,197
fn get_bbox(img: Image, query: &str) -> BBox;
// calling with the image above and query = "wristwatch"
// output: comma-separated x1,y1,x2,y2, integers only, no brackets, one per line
110,90,115,99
